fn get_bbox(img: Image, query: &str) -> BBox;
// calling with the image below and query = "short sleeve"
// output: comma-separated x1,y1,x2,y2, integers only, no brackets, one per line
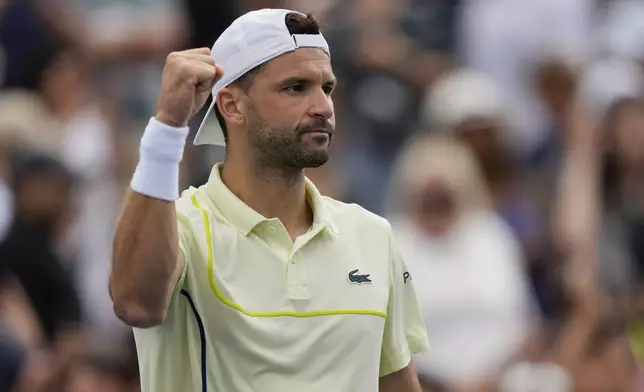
379,228,429,377
170,192,197,298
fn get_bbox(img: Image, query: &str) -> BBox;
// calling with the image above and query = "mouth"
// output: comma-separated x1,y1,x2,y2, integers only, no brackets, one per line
302,128,331,135
301,129,333,143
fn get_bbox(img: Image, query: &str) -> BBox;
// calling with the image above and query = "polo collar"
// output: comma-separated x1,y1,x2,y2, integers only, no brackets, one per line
206,163,339,236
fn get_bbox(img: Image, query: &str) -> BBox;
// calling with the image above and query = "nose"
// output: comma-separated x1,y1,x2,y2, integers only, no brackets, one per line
309,88,334,120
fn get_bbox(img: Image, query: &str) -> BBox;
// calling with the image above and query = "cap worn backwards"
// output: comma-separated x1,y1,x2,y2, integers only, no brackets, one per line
193,9,331,147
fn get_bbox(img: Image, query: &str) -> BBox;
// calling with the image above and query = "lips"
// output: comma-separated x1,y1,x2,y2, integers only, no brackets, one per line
298,121,334,140
302,128,331,135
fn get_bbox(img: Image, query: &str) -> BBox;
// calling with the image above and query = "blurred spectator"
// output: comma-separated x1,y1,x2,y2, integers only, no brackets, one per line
423,68,544,261
61,353,139,392
497,105,638,392
0,33,134,354
458,0,593,157
0,152,84,391
386,134,536,391
0,0,64,89
0,152,81,342
326,0,454,213
598,97,644,297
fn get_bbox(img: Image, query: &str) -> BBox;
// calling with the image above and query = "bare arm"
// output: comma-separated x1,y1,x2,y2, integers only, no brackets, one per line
380,363,423,392
552,105,600,262
110,190,184,327
549,106,606,376
109,49,221,327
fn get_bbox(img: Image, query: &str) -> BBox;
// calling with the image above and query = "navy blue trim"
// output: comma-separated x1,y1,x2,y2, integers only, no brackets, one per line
181,289,207,392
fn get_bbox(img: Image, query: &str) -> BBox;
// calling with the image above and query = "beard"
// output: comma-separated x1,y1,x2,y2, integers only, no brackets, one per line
246,108,333,170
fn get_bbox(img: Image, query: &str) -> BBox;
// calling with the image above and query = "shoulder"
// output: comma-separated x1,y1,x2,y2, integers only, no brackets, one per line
323,196,392,230
463,211,525,265
175,186,211,232
321,196,394,243
465,211,518,241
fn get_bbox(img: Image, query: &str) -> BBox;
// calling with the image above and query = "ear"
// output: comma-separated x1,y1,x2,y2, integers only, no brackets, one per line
216,87,244,127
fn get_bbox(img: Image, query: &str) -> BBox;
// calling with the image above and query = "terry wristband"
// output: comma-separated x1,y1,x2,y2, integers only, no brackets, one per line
130,117,189,201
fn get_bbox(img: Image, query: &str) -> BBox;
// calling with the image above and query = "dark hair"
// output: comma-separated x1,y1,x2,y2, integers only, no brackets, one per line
214,12,321,144
9,150,77,191
600,97,644,205
15,35,72,91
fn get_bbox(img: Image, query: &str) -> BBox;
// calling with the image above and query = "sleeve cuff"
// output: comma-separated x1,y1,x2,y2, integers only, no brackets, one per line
380,337,430,377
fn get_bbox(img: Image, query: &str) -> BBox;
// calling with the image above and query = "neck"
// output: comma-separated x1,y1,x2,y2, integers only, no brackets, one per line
220,155,313,235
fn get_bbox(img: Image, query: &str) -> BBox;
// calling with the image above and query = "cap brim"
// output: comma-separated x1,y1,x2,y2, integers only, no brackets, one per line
193,99,226,146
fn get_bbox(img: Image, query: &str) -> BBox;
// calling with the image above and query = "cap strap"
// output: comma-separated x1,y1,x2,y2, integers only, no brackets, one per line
292,34,330,55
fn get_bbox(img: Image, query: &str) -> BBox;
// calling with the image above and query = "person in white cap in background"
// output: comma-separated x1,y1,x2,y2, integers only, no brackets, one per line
109,8,428,392
423,69,544,256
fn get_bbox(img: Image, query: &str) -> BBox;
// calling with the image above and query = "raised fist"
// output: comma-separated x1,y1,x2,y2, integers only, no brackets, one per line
155,47,223,128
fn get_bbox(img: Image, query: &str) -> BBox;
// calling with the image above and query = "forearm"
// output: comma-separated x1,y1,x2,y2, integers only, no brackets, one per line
110,118,188,328
110,190,182,327
380,363,423,392
553,107,599,254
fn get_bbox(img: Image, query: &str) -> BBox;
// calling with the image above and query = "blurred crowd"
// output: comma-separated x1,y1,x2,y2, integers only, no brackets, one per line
2,0,644,391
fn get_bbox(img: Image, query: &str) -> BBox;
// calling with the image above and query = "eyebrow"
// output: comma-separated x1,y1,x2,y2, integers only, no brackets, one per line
279,76,337,88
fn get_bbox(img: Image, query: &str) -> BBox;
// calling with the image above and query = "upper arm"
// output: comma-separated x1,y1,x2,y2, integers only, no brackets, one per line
379,362,423,392
380,227,429,377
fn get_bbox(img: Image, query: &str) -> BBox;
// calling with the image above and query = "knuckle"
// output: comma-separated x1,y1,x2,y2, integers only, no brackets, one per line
166,51,180,63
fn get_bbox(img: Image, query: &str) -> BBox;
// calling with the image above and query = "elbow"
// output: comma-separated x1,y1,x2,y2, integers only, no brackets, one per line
109,251,175,328
112,297,167,328
110,274,167,328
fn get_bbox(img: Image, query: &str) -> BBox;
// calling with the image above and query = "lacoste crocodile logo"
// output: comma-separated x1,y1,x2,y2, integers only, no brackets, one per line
348,269,372,284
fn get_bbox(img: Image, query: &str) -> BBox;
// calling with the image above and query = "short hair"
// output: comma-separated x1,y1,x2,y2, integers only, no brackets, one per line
9,150,77,198
214,13,321,144
601,96,644,204
15,36,72,91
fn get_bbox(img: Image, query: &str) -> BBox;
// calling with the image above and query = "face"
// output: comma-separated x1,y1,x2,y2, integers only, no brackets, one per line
40,50,88,117
17,176,75,235
416,177,457,237
224,48,336,169
613,105,644,169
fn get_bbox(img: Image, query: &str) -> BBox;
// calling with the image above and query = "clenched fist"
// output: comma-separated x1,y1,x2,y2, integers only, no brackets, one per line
155,48,223,128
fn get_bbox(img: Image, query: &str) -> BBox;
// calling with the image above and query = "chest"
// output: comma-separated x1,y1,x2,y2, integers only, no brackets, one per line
185,223,391,353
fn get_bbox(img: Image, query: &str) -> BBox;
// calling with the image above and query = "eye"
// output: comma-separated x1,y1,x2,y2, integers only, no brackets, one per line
283,84,306,94
323,85,334,95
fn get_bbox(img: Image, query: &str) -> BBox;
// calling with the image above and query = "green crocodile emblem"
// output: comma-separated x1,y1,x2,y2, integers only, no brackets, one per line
348,269,372,284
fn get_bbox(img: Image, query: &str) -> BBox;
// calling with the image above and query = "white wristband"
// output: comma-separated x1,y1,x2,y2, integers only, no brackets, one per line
130,117,189,201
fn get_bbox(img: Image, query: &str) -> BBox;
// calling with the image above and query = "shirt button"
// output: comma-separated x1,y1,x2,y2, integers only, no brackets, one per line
268,225,276,234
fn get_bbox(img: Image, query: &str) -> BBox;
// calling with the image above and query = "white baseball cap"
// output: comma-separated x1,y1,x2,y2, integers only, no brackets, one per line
424,68,509,132
193,9,331,146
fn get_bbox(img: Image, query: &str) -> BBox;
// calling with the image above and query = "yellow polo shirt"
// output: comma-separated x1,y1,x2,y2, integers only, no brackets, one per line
133,163,429,392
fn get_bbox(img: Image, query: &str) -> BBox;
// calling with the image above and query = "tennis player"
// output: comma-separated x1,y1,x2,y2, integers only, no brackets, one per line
110,9,429,392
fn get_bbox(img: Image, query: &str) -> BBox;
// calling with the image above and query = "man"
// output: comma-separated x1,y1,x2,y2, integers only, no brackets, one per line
0,152,82,346
110,9,429,392
0,152,84,391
